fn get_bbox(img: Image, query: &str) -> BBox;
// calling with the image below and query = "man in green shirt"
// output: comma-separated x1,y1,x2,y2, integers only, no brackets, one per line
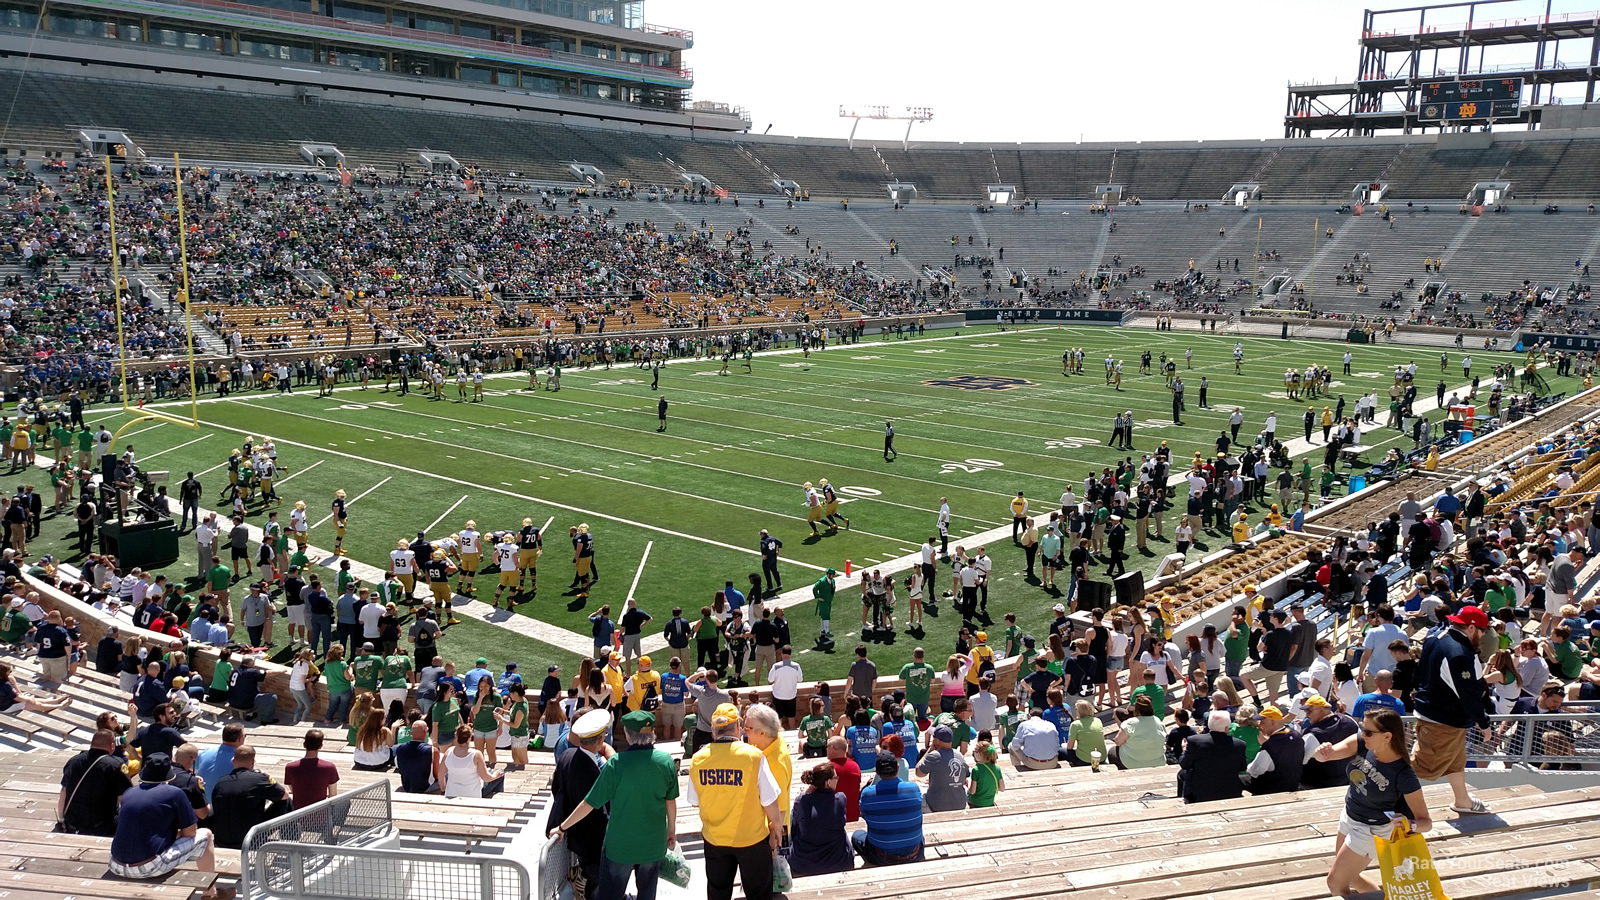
0,600,30,646
380,652,412,709
898,648,935,720
1224,607,1251,679
1017,635,1038,673
1129,669,1168,718
1002,613,1023,659
553,710,679,899
377,574,405,608
165,592,194,629
206,557,234,621
51,424,70,463
812,568,836,644
336,560,357,596
350,643,384,696
931,698,975,754
76,426,95,469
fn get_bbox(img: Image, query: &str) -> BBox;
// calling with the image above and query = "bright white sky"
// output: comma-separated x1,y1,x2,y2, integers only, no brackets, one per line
646,0,1579,143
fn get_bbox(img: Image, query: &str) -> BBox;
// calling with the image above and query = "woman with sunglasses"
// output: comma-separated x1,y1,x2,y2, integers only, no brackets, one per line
1311,708,1432,895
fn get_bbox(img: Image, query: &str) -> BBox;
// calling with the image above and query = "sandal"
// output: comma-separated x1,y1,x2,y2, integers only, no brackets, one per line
1451,799,1491,815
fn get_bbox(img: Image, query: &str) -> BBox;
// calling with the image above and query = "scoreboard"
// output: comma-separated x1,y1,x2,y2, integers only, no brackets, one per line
1417,78,1523,121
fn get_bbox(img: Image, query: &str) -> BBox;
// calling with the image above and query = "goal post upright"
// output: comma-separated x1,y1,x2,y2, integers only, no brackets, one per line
105,154,201,443
104,156,129,408
174,152,200,426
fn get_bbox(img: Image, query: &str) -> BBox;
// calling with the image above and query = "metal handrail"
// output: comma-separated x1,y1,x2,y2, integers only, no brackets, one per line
1403,713,1600,767
241,781,398,900
251,840,531,900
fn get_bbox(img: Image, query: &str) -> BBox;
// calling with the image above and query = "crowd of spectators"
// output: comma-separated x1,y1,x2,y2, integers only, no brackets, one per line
2,156,953,386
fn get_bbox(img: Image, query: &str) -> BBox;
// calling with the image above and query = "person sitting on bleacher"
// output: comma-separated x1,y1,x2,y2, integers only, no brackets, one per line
108,751,227,896
915,724,970,813
1108,695,1167,770
226,655,279,723
394,721,436,794
789,761,853,877
129,701,186,761
1010,708,1062,771
209,745,291,850
825,735,862,822
1177,711,1247,803
1241,705,1303,794
852,748,924,866
58,728,132,836
1299,696,1360,788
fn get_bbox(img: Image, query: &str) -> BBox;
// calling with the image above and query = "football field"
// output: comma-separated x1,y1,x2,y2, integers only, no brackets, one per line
58,325,1565,681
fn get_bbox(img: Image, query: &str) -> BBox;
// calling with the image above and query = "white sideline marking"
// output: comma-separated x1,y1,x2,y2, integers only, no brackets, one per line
626,541,653,604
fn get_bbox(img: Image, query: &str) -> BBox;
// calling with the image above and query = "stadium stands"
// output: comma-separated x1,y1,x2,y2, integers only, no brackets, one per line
4,66,1599,377
5,72,1600,205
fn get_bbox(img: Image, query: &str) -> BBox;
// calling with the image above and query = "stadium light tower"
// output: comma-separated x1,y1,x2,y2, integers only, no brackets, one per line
839,105,933,150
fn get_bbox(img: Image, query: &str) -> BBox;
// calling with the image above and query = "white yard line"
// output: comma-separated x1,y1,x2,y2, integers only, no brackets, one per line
139,434,211,461
309,476,391,529
196,459,232,477
448,598,611,657
426,495,471,534
121,422,168,439
626,540,653,604
273,458,323,487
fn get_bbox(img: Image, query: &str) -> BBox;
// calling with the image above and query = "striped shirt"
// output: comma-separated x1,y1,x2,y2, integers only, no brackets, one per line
858,778,923,855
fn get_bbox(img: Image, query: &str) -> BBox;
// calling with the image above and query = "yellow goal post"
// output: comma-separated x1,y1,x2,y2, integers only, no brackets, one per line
105,154,201,442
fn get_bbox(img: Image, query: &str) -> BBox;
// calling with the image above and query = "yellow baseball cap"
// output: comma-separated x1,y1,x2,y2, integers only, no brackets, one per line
1259,705,1286,721
711,703,741,727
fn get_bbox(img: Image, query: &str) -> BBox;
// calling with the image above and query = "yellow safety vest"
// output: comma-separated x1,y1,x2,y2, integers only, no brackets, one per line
1011,498,1027,517
690,740,769,847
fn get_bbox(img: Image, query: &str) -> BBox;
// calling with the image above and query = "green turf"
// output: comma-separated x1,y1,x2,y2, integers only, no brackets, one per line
36,326,1570,682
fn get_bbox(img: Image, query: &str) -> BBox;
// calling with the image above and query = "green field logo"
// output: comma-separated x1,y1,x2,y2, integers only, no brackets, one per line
923,375,1035,391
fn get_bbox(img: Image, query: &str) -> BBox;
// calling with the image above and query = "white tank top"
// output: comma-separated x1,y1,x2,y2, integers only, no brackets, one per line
352,740,393,768
443,748,483,799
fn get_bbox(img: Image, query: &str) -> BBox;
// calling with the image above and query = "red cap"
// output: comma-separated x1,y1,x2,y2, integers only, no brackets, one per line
1447,606,1490,629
